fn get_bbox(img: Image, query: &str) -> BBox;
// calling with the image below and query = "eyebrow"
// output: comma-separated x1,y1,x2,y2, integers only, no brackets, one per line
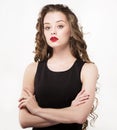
44,20,66,25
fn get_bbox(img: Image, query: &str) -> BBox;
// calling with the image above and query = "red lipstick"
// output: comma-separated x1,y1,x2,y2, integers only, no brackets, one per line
50,37,58,42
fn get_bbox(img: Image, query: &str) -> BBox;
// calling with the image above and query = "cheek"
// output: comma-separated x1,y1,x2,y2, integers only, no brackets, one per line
44,32,49,41
61,30,71,40
62,28,71,36
44,32,52,46
66,30,71,37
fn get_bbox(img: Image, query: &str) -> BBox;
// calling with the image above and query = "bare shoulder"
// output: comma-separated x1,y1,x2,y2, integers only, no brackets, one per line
82,62,98,73
22,62,38,93
81,62,98,81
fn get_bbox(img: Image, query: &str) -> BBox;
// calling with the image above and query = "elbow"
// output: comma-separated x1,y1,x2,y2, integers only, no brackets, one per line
19,112,29,128
20,124,26,129
77,117,87,124
19,109,31,129
19,119,28,129
74,115,87,124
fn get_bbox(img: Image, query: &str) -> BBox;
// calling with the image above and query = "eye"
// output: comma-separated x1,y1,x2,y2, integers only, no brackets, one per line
57,25,64,29
44,26,51,30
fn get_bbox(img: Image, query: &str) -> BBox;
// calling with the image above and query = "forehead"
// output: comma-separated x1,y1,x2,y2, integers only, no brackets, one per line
44,11,68,23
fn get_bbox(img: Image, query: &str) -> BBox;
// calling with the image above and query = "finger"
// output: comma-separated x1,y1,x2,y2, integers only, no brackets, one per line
75,91,87,100
76,90,87,99
18,100,26,109
18,93,30,102
72,96,89,105
77,101,86,105
72,100,86,106
79,94,90,99
76,95,89,101
72,95,89,105
18,97,27,102
78,89,85,96
79,96,89,101
24,89,33,97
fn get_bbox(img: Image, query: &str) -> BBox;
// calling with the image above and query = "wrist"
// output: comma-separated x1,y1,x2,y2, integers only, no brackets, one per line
32,106,42,116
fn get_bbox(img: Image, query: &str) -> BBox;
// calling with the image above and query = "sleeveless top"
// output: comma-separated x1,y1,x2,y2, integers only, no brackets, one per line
33,58,85,130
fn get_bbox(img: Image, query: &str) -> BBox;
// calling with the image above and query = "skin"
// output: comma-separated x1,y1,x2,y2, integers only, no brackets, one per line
18,11,98,128
44,12,71,49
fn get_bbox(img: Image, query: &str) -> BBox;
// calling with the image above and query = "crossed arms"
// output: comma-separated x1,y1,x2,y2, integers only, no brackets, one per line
18,62,98,128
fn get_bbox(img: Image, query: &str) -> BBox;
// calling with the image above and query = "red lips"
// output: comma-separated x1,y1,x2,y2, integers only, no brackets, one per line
50,37,58,42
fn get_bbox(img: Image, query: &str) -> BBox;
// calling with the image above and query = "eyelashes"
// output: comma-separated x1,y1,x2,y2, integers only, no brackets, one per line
44,25,64,31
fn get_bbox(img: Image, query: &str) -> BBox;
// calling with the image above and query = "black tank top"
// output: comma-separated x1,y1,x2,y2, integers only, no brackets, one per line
33,59,85,130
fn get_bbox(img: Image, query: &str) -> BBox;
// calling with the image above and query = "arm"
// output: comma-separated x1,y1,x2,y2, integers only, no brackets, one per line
19,62,58,128
19,63,98,124
19,109,58,128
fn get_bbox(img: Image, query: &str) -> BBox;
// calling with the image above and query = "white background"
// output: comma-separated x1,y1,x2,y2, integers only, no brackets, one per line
0,0,117,130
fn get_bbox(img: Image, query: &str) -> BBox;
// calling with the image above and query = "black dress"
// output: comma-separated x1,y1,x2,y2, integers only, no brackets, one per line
33,59,85,130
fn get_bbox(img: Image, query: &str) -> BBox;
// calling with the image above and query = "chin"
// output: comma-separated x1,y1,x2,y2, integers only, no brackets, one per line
48,43,61,48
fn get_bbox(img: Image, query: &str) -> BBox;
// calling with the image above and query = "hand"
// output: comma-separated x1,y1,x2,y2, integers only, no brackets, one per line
18,89,40,115
71,89,90,106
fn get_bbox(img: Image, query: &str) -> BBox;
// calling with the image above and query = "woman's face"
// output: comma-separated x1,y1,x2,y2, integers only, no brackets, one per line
43,11,71,49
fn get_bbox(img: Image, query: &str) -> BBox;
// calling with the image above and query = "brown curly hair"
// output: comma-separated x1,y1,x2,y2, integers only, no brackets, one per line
34,4,98,130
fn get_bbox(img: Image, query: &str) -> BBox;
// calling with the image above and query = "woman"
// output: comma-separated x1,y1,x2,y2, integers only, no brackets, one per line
18,4,98,130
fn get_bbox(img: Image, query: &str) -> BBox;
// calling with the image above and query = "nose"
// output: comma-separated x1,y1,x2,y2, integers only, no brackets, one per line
51,32,56,35
51,27,56,35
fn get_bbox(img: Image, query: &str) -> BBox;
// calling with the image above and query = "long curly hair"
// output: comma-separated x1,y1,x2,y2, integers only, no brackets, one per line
34,4,98,130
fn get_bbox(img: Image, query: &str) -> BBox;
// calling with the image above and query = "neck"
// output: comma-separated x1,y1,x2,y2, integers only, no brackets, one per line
51,45,75,62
